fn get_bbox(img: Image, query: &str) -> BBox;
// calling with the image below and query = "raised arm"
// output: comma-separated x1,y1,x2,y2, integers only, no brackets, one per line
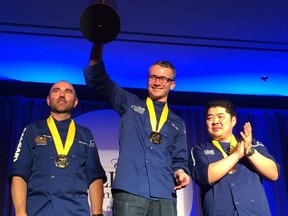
241,122,279,181
246,149,279,181
89,44,103,66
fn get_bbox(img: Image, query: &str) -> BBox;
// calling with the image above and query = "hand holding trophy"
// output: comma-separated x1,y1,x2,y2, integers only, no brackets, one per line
80,0,120,44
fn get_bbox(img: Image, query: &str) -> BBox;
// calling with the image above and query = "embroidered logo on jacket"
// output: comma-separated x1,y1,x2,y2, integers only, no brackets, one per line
34,136,48,145
203,149,215,155
131,105,145,114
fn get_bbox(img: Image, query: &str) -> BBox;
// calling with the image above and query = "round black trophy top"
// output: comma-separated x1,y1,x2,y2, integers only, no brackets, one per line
80,4,121,44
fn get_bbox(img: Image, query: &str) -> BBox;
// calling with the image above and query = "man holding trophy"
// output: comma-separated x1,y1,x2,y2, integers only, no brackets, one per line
82,1,190,215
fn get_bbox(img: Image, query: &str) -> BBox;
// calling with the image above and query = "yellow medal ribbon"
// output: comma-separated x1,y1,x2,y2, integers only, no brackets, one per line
211,135,237,173
146,97,169,133
47,115,76,156
211,135,237,157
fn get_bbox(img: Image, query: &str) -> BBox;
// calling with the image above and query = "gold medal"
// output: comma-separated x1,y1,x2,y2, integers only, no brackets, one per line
55,154,70,168
146,98,169,145
47,116,76,169
150,132,162,144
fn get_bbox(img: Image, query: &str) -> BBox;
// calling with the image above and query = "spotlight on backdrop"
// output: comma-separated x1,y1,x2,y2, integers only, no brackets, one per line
80,0,121,44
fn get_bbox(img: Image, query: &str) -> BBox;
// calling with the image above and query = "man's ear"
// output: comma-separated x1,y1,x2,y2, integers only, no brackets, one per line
73,98,79,108
232,116,237,127
170,81,176,90
46,96,51,106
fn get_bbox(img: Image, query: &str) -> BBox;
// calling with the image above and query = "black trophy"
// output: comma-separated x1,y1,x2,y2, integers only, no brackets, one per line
80,0,120,44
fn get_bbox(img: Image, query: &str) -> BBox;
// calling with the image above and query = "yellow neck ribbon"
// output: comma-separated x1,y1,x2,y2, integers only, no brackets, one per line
211,134,237,157
146,97,169,133
47,115,76,156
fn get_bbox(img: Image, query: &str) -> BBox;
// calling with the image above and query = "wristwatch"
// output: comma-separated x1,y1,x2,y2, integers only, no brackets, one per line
246,147,255,157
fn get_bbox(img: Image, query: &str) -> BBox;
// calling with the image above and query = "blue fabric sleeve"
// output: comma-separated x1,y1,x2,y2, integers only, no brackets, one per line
9,124,35,183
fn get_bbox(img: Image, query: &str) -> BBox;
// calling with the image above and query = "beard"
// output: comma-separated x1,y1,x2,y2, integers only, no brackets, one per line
50,106,72,114
50,100,73,114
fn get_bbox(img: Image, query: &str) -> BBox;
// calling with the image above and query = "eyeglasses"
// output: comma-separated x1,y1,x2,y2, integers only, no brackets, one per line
148,75,174,84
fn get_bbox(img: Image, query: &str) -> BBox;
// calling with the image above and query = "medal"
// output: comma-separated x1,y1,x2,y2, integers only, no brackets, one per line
47,116,76,168
55,154,70,168
146,97,169,145
150,132,162,144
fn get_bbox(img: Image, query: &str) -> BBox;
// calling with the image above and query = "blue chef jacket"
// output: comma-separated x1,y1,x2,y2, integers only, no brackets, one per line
9,118,107,216
191,138,279,216
84,62,189,202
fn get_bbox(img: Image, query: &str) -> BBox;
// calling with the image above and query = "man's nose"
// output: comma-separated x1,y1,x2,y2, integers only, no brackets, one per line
212,118,219,124
59,91,65,97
